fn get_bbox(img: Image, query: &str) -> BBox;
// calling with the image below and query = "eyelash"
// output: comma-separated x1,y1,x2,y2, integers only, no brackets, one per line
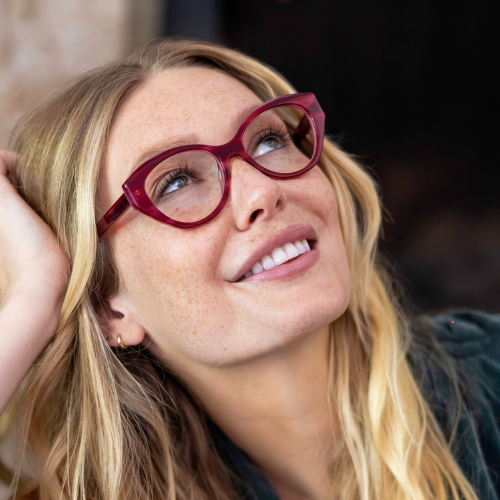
254,125,291,150
156,164,198,197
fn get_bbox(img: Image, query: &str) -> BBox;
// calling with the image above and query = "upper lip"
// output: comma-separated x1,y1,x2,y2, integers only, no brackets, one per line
229,224,317,282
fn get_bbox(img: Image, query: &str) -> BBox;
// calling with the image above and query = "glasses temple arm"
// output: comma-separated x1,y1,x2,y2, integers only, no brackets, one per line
96,194,130,237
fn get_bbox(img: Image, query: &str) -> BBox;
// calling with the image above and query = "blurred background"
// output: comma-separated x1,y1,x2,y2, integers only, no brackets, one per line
0,0,498,314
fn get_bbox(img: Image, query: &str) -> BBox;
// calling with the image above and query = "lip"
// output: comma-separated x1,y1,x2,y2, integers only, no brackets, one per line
241,247,319,283
230,224,318,282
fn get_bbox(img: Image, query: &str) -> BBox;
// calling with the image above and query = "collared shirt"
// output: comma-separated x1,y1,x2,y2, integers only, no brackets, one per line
209,310,500,500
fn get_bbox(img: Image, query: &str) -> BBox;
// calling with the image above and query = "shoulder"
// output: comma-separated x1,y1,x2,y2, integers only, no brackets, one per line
409,310,500,411
408,309,500,412
408,310,500,498
415,309,500,358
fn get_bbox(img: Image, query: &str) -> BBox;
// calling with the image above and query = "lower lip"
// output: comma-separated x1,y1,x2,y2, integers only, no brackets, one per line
238,247,319,283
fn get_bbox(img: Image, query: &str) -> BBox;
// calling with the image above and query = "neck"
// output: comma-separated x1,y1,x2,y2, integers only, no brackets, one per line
182,324,336,500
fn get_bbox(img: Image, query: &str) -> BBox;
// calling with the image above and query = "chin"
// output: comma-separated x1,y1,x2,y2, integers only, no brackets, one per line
232,281,351,361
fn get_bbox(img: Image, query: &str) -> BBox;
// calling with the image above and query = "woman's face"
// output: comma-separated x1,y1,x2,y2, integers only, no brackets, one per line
99,66,351,373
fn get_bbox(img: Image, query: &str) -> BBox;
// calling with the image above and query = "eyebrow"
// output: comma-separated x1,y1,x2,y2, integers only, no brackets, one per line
127,102,264,176
128,133,200,175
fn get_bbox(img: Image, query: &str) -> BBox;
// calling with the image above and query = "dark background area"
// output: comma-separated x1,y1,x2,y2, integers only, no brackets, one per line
164,0,499,314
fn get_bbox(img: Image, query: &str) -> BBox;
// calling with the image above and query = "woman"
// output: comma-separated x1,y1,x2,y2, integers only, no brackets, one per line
0,38,498,500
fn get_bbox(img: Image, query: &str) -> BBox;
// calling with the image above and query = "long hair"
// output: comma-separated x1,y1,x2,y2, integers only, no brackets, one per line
0,38,480,500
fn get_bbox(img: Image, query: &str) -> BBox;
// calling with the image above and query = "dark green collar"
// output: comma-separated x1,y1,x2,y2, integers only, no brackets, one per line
207,417,281,500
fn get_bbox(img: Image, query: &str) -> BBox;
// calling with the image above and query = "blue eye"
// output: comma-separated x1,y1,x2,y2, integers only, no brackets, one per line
255,137,281,157
156,166,198,199
163,175,192,195
252,126,291,158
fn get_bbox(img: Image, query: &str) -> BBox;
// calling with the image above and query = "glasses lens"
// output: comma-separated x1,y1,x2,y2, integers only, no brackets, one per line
242,105,315,174
144,151,223,223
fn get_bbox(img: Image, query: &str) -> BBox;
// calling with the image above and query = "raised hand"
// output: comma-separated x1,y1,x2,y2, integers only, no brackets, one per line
0,149,69,414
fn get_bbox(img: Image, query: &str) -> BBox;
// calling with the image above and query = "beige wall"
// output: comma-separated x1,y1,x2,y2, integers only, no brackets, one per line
0,0,162,148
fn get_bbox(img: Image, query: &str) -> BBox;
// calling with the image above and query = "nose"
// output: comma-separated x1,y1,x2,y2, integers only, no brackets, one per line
229,156,288,231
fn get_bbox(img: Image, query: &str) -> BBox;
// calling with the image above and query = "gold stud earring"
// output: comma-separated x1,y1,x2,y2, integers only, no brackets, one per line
117,334,128,349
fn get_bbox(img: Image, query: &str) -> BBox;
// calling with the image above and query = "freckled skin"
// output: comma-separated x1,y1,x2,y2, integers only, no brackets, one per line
98,66,351,379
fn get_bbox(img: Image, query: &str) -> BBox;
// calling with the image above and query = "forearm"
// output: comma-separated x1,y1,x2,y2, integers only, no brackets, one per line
0,290,62,415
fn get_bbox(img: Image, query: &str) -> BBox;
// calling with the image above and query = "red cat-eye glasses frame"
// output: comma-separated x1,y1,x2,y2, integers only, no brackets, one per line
96,92,325,237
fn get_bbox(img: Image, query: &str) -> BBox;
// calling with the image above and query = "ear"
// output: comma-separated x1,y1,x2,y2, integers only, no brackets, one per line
102,293,147,348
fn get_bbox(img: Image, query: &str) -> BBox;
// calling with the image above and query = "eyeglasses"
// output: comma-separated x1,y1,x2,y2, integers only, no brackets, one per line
97,93,325,237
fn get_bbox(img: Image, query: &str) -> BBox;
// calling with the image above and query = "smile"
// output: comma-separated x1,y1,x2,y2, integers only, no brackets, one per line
237,240,311,281
230,224,319,284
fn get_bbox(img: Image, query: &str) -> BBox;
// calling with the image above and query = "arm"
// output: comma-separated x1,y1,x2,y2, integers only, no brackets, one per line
0,150,69,415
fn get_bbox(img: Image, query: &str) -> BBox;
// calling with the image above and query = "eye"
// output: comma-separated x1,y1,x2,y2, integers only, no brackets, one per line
162,175,192,195
254,136,282,157
251,125,291,159
155,165,198,199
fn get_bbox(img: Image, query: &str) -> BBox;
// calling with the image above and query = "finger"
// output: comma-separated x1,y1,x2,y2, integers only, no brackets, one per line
0,150,19,177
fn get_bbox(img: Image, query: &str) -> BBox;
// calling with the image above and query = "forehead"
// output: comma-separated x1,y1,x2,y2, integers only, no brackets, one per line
105,67,262,180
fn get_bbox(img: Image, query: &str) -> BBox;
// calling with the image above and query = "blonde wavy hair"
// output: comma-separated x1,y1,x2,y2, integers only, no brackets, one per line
0,38,480,500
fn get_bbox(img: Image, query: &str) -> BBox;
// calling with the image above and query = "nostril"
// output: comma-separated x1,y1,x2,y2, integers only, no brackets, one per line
249,209,261,223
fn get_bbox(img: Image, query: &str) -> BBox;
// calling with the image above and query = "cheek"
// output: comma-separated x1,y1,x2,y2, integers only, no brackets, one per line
290,167,342,230
111,223,227,341
299,169,351,291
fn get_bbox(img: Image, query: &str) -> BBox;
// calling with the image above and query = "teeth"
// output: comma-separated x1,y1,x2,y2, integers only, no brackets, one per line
284,242,299,259
261,255,276,270
294,240,307,254
239,240,312,281
252,261,264,274
271,247,290,266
